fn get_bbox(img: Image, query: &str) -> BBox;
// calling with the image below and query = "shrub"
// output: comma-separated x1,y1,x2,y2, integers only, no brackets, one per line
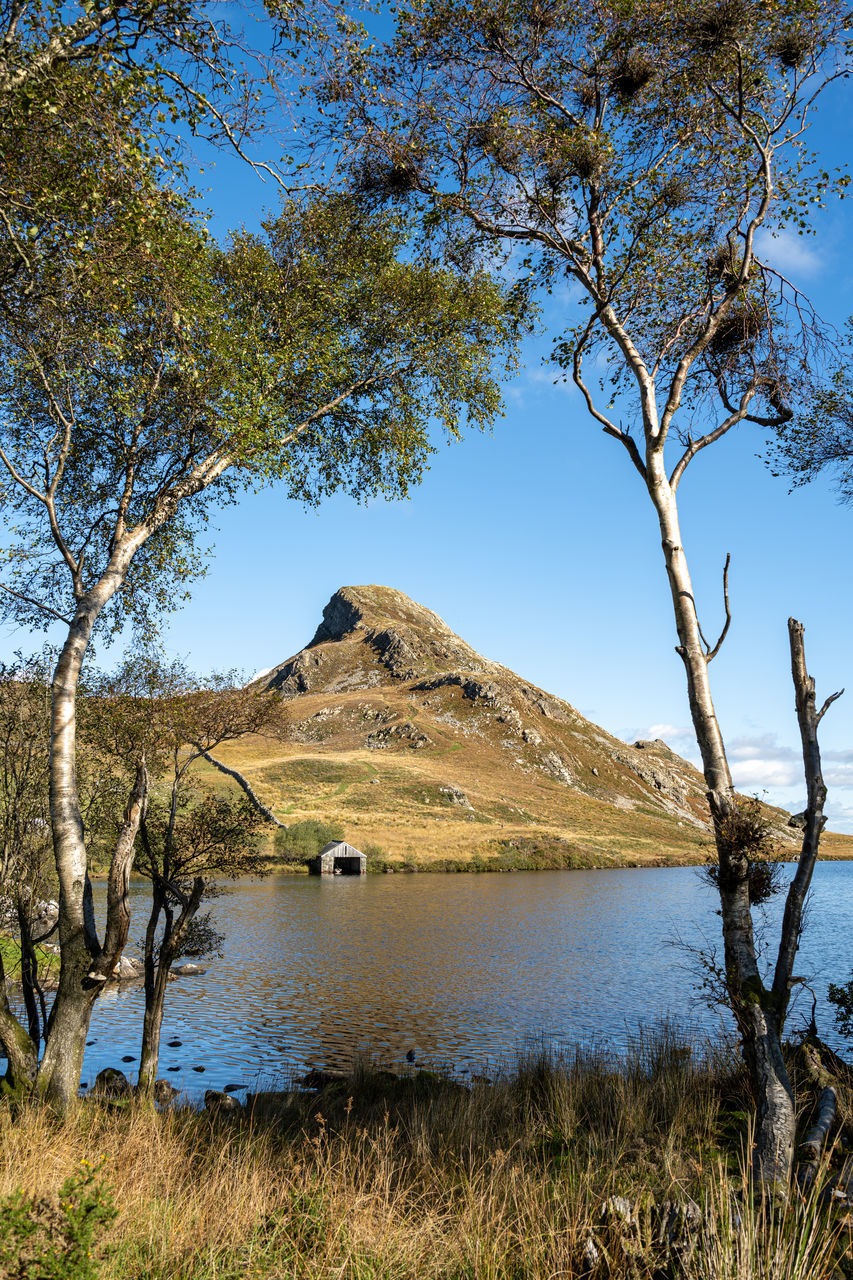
828,972,853,1042
273,820,344,864
0,1162,115,1280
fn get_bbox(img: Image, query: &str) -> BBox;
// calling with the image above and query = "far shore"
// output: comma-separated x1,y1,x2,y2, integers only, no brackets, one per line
87,838,853,881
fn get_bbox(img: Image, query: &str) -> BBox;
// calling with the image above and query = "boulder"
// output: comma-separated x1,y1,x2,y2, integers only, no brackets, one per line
113,954,144,980
171,963,205,976
204,1089,240,1114
440,785,472,809
92,1067,131,1098
299,1068,346,1089
153,1079,178,1106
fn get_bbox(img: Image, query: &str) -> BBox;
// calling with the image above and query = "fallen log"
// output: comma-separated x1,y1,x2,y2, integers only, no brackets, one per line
796,1086,837,1190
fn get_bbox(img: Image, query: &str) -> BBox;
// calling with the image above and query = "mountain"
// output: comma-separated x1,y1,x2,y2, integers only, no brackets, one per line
205,586,851,870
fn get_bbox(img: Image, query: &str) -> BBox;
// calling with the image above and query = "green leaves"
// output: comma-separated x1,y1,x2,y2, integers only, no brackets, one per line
0,188,521,635
827,971,853,1041
765,322,853,499
0,1162,115,1280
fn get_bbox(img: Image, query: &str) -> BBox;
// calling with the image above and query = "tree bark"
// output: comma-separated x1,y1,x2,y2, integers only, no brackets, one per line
137,876,204,1094
38,565,144,1107
37,606,102,1108
89,760,148,980
138,956,171,1094
137,881,165,1096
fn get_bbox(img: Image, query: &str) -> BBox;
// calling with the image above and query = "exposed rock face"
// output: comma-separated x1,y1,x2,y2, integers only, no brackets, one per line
440,785,472,809
611,744,694,821
367,722,430,750
309,591,365,645
265,586,500,696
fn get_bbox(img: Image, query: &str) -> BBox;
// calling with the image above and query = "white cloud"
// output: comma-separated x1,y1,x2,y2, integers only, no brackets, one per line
730,758,800,789
645,722,693,740
756,228,824,279
823,800,853,834
625,723,696,752
727,733,799,764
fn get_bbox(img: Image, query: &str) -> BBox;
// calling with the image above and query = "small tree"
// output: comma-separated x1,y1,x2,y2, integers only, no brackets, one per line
136,786,266,1093
316,0,850,1186
83,657,286,1093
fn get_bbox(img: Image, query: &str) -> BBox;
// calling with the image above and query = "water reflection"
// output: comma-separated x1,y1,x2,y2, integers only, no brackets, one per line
82,863,853,1098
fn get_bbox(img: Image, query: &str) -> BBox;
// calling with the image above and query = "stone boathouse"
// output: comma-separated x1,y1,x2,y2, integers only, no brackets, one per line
310,840,367,876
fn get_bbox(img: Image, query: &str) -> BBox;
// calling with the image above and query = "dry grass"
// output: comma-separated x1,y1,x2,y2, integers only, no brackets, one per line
197,726,853,873
1,1029,850,1279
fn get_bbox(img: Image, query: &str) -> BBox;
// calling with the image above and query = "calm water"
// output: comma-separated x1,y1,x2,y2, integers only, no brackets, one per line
81,863,853,1098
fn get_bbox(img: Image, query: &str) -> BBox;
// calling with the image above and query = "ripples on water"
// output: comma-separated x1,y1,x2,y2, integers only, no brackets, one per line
82,863,853,1099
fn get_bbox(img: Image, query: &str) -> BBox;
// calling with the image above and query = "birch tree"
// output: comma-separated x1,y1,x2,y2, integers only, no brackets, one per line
314,0,850,1187
0,185,522,1108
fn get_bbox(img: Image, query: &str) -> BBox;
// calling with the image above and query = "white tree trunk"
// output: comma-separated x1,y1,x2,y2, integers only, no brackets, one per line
38,556,144,1108
648,458,796,1188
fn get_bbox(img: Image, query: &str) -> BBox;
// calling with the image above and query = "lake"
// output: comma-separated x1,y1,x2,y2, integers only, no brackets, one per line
82,862,853,1098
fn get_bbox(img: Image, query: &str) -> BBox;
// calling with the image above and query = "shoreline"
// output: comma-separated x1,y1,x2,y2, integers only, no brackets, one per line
88,846,853,881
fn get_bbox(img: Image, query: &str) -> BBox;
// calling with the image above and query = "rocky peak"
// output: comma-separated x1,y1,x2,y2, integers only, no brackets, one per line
266,586,500,693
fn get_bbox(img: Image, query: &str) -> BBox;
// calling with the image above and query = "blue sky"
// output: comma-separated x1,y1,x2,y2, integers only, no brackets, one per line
6,31,853,829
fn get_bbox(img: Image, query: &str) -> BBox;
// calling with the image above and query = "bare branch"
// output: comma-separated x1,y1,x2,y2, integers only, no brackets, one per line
817,689,844,724
573,361,647,480
0,582,72,625
670,385,765,490
705,553,732,663
195,747,286,829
